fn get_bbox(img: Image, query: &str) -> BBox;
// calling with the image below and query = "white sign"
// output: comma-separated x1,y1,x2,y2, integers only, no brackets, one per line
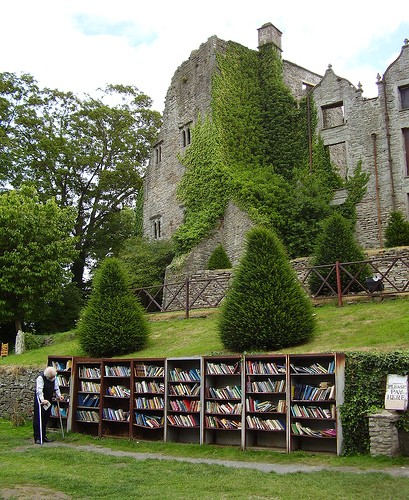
385,374,408,410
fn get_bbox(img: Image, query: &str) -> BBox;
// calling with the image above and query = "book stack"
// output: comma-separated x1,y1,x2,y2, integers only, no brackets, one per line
205,415,242,429
79,367,101,378
246,416,285,431
134,364,164,377
205,385,242,399
291,404,335,419
247,378,285,393
246,361,286,375
135,413,163,428
292,383,335,401
78,394,100,407
80,381,101,393
102,408,130,421
104,365,131,377
205,401,242,414
105,385,131,398
168,383,200,397
167,414,198,427
206,362,241,375
134,380,164,393
135,397,164,410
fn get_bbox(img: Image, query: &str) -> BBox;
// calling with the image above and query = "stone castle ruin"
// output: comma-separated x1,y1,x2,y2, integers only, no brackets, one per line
143,22,409,275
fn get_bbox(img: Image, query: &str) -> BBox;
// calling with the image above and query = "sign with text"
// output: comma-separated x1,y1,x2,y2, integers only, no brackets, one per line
385,374,408,410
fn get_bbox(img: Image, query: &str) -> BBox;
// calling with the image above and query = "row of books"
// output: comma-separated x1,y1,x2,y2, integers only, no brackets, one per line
291,404,335,419
168,383,200,397
167,414,198,427
80,381,101,393
102,408,130,421
246,361,286,375
51,360,72,371
134,380,164,394
51,405,68,418
134,364,164,378
290,361,335,375
78,394,100,407
78,367,101,379
134,413,163,428
169,368,201,382
54,394,70,403
135,397,164,410
77,410,99,422
292,383,335,401
105,385,131,398
206,362,240,375
246,416,285,431
56,375,70,387
205,385,242,400
246,398,286,413
169,399,200,412
104,365,131,377
247,378,286,394
205,401,243,415
291,421,336,438
205,415,242,429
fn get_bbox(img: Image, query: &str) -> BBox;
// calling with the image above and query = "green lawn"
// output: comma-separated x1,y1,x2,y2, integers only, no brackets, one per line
1,420,409,500
2,296,408,368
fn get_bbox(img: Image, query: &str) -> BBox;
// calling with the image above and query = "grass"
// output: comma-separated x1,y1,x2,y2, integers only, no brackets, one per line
1,420,409,499
2,296,409,368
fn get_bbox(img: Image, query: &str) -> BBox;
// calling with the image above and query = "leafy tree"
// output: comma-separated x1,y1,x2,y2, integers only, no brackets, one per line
219,227,315,351
385,211,409,247
0,186,77,333
0,72,161,286
207,244,232,270
118,236,174,289
310,212,368,295
77,257,149,357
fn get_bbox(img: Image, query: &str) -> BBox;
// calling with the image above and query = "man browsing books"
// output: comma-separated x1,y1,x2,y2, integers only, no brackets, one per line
33,366,64,444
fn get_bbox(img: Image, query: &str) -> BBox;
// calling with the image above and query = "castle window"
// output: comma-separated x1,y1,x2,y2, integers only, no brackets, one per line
182,130,186,148
326,142,347,180
403,128,409,176
181,124,192,148
400,86,409,110
154,143,163,164
187,127,191,145
322,102,345,128
151,217,162,239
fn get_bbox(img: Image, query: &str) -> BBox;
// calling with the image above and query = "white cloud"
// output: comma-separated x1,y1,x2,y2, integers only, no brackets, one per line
1,1,409,111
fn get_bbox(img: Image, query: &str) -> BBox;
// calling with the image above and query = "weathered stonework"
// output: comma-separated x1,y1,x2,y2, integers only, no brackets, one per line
368,410,400,457
143,23,409,274
0,366,39,420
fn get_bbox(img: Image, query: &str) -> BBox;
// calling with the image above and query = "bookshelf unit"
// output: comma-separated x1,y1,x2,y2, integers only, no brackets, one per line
100,360,132,439
165,357,202,444
47,356,73,431
244,355,287,451
288,353,345,455
203,356,243,447
71,358,102,436
133,358,165,440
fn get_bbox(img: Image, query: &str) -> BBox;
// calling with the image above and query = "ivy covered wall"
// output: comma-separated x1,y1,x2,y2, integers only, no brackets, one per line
174,41,344,259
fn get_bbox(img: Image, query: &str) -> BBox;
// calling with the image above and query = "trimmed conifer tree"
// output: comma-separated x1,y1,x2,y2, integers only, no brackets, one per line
77,257,149,357
218,227,315,351
309,212,368,295
385,211,409,247
207,244,232,270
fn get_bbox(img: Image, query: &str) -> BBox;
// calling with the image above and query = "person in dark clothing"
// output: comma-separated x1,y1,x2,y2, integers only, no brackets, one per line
33,366,63,444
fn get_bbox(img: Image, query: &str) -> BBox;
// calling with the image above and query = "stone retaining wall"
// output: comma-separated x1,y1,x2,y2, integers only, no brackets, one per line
0,366,39,420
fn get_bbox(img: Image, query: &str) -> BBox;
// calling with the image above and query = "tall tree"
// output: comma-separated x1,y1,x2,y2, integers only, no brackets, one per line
0,186,77,333
0,72,161,285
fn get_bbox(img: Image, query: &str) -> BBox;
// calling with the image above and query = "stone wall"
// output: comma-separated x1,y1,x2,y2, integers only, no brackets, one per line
0,366,39,420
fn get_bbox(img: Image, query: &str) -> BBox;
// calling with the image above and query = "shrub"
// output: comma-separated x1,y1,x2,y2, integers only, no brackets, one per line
77,257,149,357
207,245,232,270
310,212,369,295
218,227,315,351
385,211,409,247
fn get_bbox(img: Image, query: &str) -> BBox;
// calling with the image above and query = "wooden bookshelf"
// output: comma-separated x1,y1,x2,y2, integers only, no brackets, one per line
165,357,202,444
203,356,243,447
71,358,102,436
47,356,73,432
133,358,165,440
100,360,132,439
288,353,345,455
244,355,287,451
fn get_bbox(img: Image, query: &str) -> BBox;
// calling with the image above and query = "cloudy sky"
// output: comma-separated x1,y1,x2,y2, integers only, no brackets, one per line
1,1,408,113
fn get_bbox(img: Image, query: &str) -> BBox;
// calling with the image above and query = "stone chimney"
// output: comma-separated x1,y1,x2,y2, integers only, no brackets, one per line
258,22,283,55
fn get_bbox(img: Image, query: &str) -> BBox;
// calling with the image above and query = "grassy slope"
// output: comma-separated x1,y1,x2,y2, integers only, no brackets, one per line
1,296,408,367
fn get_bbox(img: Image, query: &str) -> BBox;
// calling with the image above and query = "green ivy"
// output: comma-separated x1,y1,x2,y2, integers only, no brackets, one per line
341,351,409,455
173,41,344,258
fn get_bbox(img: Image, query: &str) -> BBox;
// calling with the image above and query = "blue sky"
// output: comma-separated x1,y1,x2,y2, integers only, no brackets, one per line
1,0,408,112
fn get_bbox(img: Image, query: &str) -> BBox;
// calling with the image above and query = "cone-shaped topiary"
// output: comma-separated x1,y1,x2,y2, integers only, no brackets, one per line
385,211,409,248
218,227,315,351
77,257,149,357
207,244,232,270
309,212,369,295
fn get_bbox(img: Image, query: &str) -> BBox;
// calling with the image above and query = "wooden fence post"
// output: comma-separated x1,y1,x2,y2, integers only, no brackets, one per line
336,261,343,307
185,276,190,319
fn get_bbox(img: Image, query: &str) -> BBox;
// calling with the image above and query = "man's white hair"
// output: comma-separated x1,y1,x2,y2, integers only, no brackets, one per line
44,366,57,380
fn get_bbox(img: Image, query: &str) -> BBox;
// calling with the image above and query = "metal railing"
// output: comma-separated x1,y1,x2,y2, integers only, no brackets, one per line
134,256,409,315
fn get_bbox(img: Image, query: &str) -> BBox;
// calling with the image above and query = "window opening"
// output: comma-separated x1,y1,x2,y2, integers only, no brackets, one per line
400,86,409,110
404,128,409,176
322,102,345,128
326,142,347,180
